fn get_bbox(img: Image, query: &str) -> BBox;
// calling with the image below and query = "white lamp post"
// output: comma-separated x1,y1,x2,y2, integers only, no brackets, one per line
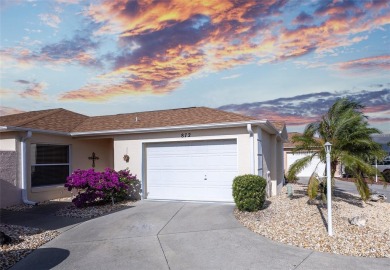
375,158,378,183
324,142,333,236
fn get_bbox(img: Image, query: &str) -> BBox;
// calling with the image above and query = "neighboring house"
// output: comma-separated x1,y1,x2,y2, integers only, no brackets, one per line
0,107,287,208
284,132,326,178
284,132,346,178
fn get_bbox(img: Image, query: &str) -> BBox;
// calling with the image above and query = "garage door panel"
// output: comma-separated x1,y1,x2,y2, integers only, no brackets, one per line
146,140,237,202
147,170,204,186
204,155,237,169
147,186,205,201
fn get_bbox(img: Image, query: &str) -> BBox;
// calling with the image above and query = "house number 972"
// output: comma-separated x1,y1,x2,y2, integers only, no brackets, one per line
181,132,191,138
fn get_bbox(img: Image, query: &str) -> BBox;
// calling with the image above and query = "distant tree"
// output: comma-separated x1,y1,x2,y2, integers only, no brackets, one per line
287,98,386,201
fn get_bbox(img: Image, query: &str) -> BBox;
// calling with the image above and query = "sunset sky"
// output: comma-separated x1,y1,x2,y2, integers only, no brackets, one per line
1,0,389,132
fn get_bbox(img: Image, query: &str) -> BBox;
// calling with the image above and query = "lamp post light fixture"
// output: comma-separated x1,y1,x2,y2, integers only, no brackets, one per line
324,142,333,236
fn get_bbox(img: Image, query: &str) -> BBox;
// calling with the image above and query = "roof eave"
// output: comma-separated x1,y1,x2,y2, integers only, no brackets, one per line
262,120,282,135
70,120,274,137
0,126,71,136
1,120,280,138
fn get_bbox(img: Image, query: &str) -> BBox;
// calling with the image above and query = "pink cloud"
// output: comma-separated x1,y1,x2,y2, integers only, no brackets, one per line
19,81,48,100
338,55,390,71
0,106,25,116
39,13,61,28
3,1,390,102
59,0,390,101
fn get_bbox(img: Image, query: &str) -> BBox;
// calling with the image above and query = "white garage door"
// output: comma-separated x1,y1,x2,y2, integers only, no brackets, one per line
286,152,325,177
146,140,238,202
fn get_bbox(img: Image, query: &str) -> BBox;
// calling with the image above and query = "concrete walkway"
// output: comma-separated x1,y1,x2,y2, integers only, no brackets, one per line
3,201,390,270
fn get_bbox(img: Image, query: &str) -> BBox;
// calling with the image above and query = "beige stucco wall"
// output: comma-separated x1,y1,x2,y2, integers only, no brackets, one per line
276,138,284,193
0,132,17,151
26,133,114,203
261,130,272,179
113,125,285,198
113,126,254,198
256,129,284,196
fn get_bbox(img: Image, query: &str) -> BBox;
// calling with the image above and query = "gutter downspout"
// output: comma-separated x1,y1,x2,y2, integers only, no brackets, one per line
247,124,255,174
21,131,37,205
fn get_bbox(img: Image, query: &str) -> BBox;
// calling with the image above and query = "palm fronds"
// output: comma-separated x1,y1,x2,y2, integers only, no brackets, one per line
288,98,386,200
287,154,316,181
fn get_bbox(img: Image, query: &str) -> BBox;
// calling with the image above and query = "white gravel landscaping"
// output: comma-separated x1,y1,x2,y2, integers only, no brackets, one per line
4,198,138,219
55,199,137,219
235,183,390,258
0,224,59,270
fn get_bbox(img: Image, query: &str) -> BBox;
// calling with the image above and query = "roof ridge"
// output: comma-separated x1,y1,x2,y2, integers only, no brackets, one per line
112,106,200,117
12,108,65,127
207,107,256,120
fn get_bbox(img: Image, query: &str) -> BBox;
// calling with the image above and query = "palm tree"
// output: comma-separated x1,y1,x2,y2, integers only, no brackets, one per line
287,98,386,201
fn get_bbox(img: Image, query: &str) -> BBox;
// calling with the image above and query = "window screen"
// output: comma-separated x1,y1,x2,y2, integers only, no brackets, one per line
31,144,70,187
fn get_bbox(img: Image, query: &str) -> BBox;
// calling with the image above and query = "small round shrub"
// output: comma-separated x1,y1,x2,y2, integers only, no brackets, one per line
232,174,267,212
382,170,390,183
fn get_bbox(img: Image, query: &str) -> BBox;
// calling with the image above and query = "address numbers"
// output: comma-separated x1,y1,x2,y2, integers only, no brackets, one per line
181,132,191,138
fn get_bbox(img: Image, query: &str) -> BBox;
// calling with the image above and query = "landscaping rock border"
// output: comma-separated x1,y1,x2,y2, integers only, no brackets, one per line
0,224,59,270
235,183,390,258
55,199,137,219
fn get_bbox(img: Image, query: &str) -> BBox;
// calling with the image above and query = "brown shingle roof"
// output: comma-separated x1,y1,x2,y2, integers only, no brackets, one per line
284,132,302,148
0,108,89,133
72,107,256,132
271,121,285,132
0,107,256,133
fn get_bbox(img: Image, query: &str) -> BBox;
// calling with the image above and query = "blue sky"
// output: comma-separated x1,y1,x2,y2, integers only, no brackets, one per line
0,0,389,132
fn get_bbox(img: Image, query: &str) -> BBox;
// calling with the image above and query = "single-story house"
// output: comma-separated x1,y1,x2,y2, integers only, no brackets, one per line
0,107,287,208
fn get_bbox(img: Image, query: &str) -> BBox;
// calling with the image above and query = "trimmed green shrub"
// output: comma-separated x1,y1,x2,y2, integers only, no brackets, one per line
232,174,267,212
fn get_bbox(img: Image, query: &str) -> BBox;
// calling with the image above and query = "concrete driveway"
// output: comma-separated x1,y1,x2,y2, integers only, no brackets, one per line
10,201,390,270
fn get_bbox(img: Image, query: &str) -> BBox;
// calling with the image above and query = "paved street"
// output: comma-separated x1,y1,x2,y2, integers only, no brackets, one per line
299,177,390,202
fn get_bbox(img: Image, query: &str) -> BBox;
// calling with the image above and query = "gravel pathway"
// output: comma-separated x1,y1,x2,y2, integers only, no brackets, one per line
235,184,390,258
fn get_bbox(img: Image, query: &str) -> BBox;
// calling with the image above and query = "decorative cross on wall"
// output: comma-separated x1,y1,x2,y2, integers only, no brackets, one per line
88,152,99,168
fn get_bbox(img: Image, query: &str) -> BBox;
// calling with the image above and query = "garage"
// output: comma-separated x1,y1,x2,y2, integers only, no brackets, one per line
286,152,325,177
146,139,238,202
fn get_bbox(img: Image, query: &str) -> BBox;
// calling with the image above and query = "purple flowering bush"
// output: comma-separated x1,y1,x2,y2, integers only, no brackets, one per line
65,168,139,208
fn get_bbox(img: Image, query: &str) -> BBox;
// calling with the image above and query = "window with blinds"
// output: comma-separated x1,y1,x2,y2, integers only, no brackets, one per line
31,144,70,187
